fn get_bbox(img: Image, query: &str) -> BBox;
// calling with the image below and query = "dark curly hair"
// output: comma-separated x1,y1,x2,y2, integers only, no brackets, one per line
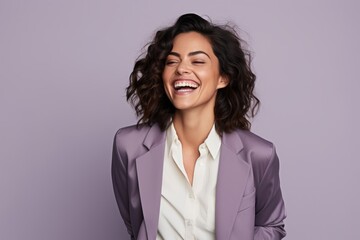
126,13,260,133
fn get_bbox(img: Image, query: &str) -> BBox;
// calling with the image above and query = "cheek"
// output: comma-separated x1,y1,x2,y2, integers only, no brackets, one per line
198,70,219,86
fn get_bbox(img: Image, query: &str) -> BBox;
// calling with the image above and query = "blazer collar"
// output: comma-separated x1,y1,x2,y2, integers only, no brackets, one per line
215,130,250,240
142,123,166,150
136,124,166,240
136,125,250,240
222,129,244,154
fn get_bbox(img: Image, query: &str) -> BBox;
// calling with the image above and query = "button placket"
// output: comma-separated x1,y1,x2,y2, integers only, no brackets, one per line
185,219,194,240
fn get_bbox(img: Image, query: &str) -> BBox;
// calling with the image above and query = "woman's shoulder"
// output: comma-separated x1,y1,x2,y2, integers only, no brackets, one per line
232,129,278,172
113,123,165,153
112,123,151,158
115,123,151,137
234,129,275,153
114,123,153,145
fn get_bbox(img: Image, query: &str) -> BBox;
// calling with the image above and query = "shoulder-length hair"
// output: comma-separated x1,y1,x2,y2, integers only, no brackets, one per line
126,13,260,133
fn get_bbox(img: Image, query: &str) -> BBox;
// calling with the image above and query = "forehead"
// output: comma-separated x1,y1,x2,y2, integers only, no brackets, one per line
171,32,214,54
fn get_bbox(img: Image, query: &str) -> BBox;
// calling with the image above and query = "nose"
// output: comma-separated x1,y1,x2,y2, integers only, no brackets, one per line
176,61,190,75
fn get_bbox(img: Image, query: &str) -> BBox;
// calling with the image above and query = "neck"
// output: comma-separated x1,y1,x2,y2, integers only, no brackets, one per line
173,109,215,148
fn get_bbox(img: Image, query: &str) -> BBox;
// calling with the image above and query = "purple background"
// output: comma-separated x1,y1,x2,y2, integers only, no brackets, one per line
1,0,359,239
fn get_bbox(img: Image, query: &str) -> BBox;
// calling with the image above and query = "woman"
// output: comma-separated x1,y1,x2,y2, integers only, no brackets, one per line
112,13,286,240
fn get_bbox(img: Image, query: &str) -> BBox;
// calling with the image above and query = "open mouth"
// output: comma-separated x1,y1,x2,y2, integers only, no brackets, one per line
173,80,199,92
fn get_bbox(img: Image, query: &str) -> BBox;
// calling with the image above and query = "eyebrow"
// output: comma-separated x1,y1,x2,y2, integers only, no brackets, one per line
168,51,211,59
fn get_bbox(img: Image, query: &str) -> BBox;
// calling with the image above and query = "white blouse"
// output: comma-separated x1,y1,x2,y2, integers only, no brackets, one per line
156,123,221,240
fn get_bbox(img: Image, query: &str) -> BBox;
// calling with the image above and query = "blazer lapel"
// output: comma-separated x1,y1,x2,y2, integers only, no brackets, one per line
135,124,166,240
215,131,251,240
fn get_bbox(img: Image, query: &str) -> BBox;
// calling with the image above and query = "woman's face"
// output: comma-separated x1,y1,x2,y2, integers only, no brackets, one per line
162,31,228,113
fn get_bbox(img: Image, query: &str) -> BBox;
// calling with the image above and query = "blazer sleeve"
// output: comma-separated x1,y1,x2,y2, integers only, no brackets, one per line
111,132,135,240
254,144,286,240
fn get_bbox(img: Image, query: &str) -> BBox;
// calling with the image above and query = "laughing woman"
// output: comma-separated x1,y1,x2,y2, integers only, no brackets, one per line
112,13,286,240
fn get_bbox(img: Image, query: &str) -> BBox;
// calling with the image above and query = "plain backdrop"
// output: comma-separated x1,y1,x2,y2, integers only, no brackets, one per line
1,0,359,239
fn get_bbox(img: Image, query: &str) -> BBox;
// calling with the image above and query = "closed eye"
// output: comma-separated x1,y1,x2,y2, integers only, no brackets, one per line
166,60,178,65
192,61,205,64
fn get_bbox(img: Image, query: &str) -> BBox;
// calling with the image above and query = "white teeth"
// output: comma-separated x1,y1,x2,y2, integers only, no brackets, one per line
174,81,199,89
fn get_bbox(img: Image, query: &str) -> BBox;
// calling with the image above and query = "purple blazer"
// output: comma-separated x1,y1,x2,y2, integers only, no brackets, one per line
112,124,286,240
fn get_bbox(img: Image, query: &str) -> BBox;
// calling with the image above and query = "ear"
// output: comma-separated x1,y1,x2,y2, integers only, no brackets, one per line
217,75,229,89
